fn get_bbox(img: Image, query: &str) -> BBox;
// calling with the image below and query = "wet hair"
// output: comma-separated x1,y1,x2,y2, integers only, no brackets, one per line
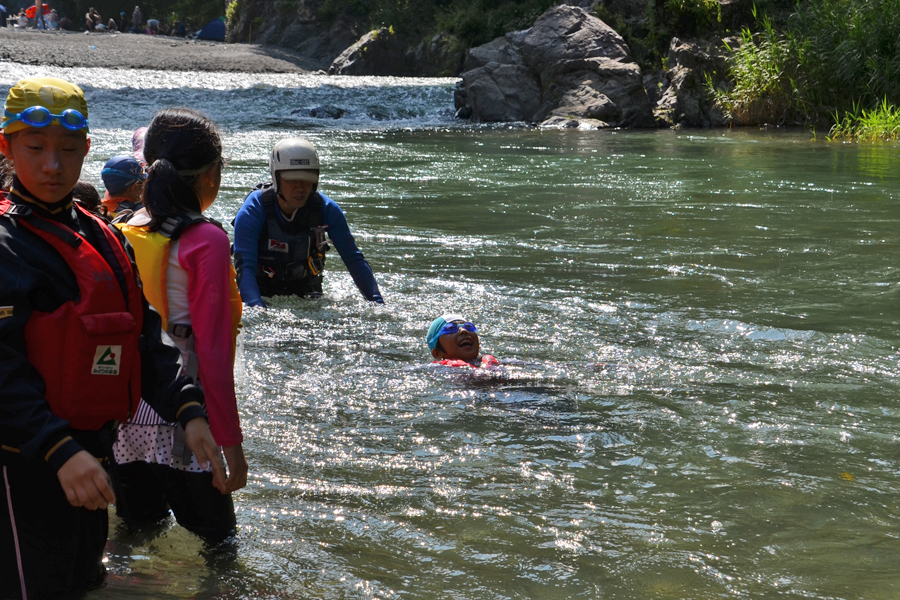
0,155,12,191
142,107,222,231
72,180,101,213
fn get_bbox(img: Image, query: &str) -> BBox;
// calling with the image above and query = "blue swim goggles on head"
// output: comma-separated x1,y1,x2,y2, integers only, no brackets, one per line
438,321,477,337
2,106,89,132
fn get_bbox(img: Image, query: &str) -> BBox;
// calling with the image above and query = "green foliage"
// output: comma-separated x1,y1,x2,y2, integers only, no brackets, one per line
594,0,722,71
829,98,900,141
792,0,900,113
718,0,900,132
715,13,803,125
225,1,239,27
318,0,554,48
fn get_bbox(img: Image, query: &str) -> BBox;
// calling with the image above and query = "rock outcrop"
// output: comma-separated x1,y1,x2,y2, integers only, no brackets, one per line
454,5,656,128
328,27,407,75
227,0,361,71
654,37,730,127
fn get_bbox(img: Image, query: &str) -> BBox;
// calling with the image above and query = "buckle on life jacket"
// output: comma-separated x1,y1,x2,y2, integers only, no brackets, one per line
308,253,324,277
262,266,276,279
170,323,193,339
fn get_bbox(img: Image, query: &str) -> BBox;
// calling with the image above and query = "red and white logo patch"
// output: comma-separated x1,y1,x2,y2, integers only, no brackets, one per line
268,239,289,253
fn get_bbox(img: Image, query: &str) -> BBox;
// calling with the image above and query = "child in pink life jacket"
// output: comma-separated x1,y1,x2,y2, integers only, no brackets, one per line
427,313,499,369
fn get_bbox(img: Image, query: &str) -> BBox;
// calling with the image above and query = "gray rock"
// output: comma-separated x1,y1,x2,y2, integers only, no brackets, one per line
455,5,655,127
328,27,409,76
463,36,524,71
461,62,542,122
655,37,729,127
291,106,346,119
407,32,465,77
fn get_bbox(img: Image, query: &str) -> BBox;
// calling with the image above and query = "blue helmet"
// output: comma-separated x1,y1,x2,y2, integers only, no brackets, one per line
101,155,146,194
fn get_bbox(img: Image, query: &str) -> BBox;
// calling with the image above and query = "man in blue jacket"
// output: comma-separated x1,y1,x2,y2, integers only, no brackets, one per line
232,137,384,307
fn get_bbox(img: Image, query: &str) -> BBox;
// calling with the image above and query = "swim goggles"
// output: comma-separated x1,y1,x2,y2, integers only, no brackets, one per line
2,106,89,132
438,321,477,337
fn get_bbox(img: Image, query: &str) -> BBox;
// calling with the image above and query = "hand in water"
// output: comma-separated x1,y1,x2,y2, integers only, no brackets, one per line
184,417,227,493
57,450,116,510
222,444,249,493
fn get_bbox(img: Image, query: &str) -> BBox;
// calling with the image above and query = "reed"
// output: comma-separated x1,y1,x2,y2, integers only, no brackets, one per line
719,0,900,130
829,98,900,141
714,10,803,126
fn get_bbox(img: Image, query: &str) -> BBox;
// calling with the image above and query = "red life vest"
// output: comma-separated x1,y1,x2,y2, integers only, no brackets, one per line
0,198,143,430
434,355,500,369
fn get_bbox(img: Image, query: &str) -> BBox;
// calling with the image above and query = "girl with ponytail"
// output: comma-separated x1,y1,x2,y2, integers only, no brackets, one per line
113,108,247,543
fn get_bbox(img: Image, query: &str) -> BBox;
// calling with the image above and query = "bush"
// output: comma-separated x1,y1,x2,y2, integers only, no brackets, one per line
714,11,804,125
719,0,900,130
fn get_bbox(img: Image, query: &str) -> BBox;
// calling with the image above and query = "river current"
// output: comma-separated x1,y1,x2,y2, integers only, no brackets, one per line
3,62,900,599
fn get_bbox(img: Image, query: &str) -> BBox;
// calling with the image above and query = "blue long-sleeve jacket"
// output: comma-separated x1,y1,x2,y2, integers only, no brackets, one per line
232,188,383,307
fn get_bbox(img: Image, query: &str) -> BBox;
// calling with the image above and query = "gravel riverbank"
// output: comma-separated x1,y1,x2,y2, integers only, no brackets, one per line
0,28,319,73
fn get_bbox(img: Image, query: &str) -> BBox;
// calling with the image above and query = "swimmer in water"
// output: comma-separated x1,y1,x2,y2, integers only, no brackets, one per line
427,313,499,369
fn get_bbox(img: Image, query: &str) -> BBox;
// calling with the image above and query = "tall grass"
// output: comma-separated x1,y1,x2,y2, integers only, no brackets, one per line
714,11,802,125
829,98,900,141
719,0,900,135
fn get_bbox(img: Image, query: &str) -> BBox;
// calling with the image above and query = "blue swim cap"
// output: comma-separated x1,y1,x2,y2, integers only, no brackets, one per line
101,155,146,194
427,313,465,350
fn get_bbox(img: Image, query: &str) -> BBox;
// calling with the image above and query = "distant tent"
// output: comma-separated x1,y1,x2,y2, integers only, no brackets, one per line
197,16,225,41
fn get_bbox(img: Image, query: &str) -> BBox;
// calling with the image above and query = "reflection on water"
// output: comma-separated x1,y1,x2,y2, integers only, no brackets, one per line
2,62,900,598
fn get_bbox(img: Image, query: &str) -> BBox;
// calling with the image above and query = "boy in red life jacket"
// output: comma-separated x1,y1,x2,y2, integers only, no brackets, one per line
427,313,500,369
0,77,225,600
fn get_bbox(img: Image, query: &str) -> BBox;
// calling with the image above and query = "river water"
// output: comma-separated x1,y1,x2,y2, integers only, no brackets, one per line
3,63,900,599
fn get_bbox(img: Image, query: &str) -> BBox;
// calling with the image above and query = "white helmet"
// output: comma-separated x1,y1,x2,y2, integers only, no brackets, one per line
269,138,320,192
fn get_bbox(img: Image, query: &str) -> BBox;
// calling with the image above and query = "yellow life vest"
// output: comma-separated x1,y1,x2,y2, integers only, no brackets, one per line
118,215,242,357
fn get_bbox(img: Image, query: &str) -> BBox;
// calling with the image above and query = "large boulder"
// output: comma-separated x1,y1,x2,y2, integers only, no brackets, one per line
328,27,409,76
654,37,730,127
455,5,655,128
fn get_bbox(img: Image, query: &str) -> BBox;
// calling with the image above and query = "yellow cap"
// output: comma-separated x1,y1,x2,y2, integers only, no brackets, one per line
3,77,88,134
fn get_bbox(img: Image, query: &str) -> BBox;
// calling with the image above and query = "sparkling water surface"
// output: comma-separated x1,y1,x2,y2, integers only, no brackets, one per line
3,63,900,599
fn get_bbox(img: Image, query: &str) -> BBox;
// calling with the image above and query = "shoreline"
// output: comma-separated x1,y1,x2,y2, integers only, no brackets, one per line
0,28,321,73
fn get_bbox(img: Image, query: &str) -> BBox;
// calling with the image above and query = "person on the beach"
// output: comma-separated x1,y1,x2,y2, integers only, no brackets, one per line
100,155,145,221
131,5,143,30
0,76,224,599
427,313,500,368
232,137,384,307
113,108,247,544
